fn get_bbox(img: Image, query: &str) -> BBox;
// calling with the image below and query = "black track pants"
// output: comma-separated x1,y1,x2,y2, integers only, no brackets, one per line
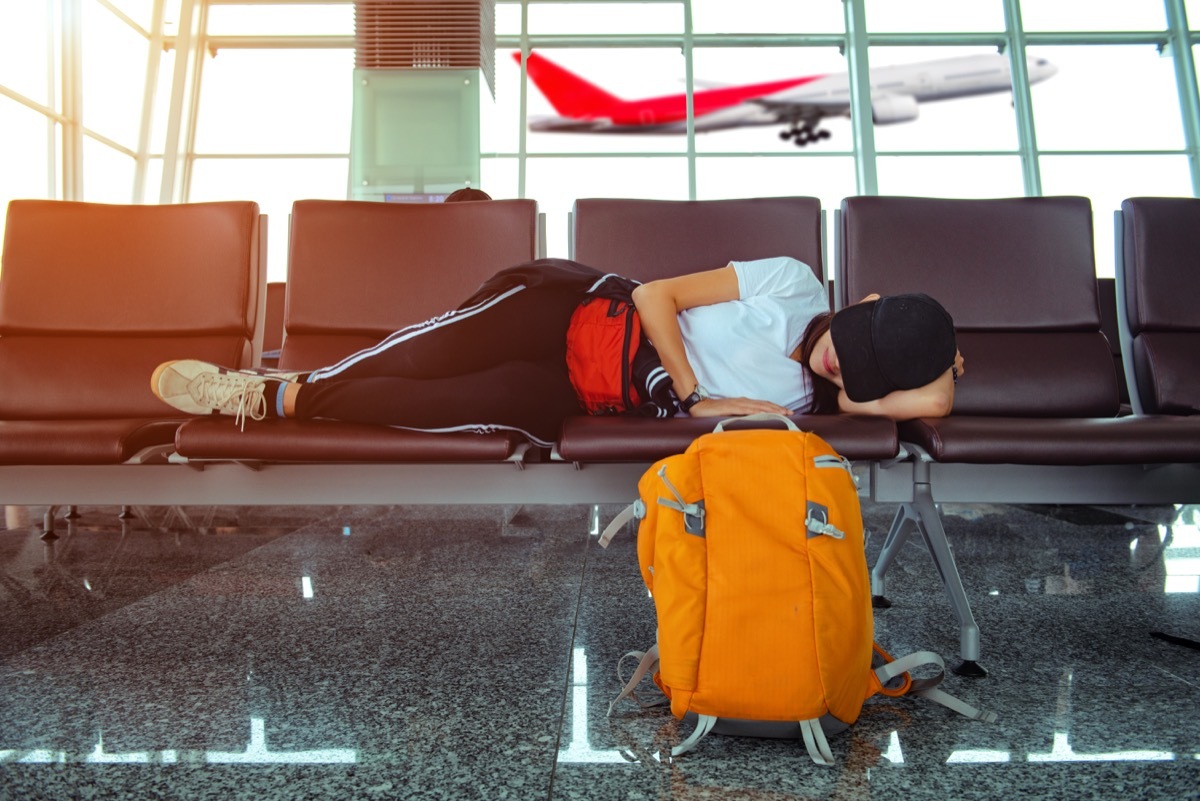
292,283,584,445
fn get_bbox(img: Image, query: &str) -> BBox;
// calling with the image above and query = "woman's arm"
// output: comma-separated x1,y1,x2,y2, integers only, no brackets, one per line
836,364,956,420
834,293,964,421
631,265,792,417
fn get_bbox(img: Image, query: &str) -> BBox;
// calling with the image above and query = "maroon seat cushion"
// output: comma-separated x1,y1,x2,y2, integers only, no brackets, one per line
0,419,184,464
901,415,1200,465
176,418,520,462
1131,333,1200,415
558,414,899,463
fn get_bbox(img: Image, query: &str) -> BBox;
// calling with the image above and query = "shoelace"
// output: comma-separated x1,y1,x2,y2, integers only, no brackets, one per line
193,373,268,431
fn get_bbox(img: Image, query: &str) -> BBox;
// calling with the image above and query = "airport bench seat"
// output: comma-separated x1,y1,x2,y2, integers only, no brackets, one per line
170,196,900,497
173,198,542,465
562,195,901,463
839,195,1200,675
0,199,264,466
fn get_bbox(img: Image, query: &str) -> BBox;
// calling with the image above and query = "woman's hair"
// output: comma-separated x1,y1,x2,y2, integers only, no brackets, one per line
798,310,840,414
443,188,492,203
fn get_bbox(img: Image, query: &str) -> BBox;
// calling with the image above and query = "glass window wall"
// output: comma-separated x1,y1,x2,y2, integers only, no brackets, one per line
205,3,352,36
106,0,156,30
876,154,1026,198
525,156,689,258
690,0,843,35
694,155,857,222
3,0,1200,279
526,2,681,35
194,48,354,154
82,137,137,203
83,0,150,149
0,99,57,252
1021,1,1167,32
864,0,1005,33
1030,44,1185,151
1040,153,1193,276
0,2,57,108
189,156,351,279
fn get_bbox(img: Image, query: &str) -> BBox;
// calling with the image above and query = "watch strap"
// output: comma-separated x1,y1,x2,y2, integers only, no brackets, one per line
680,384,710,413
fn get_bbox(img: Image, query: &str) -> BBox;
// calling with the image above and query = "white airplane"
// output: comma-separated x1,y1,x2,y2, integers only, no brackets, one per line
518,51,1058,146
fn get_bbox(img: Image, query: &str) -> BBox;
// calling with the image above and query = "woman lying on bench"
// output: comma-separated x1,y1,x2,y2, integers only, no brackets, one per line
150,257,962,448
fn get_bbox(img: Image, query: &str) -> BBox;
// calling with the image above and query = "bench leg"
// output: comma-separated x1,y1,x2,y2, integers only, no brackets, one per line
871,504,920,608
41,506,60,539
910,486,986,677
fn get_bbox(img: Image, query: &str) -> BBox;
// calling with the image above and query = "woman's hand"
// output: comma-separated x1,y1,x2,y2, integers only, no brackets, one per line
686,397,792,418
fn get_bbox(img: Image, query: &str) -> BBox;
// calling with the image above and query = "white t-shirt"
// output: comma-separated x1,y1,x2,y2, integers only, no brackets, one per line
677,256,828,414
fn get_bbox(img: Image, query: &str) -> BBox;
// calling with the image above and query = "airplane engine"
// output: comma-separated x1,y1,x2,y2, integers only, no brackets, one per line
871,94,919,124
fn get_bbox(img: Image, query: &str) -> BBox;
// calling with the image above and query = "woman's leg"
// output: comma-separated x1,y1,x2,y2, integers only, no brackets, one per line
293,359,581,446
151,283,583,433
306,284,581,383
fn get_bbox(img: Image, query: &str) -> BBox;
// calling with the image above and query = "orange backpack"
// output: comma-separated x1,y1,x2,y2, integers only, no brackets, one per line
600,416,995,763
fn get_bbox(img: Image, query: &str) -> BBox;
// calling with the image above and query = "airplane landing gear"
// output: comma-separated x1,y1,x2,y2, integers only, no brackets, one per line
780,125,832,147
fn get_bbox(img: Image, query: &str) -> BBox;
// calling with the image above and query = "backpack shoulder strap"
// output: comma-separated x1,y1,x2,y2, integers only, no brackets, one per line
799,719,836,766
607,643,666,715
874,650,998,723
598,499,645,548
672,714,718,757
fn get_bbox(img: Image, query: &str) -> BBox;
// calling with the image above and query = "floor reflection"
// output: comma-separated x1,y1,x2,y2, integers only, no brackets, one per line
0,502,1197,800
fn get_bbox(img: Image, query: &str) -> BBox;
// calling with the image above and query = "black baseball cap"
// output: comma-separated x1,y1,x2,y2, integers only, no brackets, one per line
829,293,957,402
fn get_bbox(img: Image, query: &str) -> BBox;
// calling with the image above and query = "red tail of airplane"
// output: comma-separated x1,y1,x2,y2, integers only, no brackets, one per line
514,51,826,130
513,51,621,119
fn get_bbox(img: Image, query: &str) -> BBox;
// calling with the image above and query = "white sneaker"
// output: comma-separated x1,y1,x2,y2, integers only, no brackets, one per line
151,359,287,428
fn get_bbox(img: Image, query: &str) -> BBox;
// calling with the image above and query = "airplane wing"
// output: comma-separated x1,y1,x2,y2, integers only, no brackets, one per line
750,91,919,126
687,97,847,133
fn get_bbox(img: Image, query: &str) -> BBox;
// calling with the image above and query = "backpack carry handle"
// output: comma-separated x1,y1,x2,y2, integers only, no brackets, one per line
712,413,800,433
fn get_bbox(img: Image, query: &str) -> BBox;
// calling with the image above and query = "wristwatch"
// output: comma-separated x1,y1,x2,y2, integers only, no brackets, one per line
679,384,711,413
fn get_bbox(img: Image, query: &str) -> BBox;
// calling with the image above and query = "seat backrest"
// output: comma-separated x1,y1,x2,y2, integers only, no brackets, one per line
839,196,1118,418
260,280,287,367
281,199,538,369
1119,197,1200,415
572,197,824,283
0,199,263,419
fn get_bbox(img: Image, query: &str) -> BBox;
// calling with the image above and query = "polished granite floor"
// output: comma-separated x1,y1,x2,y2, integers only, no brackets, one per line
1,500,1198,801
